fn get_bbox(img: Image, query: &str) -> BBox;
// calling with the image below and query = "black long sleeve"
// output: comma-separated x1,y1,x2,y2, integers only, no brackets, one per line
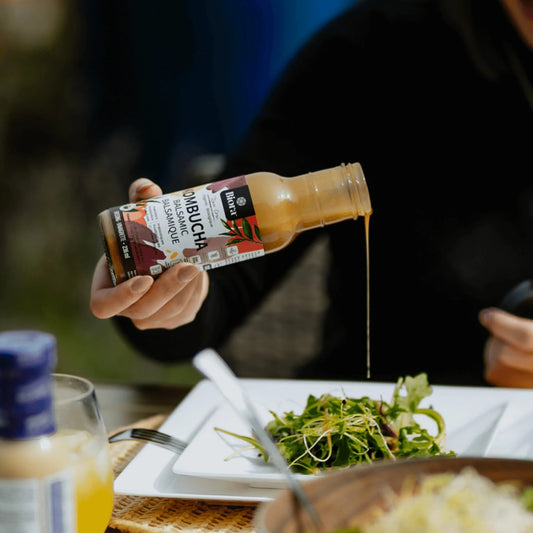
115,0,533,386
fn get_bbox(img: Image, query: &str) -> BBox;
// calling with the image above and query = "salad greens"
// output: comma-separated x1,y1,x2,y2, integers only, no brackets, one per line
216,373,454,474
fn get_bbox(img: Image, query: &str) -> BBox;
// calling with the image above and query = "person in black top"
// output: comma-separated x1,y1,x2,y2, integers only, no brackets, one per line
90,0,533,387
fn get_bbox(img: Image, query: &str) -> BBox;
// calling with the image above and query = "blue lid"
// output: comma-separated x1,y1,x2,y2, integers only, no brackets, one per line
0,331,57,439
0,330,57,376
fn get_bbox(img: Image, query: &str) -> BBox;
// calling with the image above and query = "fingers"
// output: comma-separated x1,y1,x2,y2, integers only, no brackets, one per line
481,308,533,388
484,337,533,388
110,263,208,330
128,178,163,203
90,255,154,319
479,307,533,352
485,359,533,388
90,258,209,330
123,264,199,320
129,267,209,330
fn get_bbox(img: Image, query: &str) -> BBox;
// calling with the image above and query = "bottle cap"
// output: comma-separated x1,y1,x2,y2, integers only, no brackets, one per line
0,330,57,375
0,330,57,439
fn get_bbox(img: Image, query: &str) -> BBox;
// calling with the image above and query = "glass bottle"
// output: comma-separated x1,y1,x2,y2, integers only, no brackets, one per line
0,331,76,533
0,331,114,533
98,162,372,284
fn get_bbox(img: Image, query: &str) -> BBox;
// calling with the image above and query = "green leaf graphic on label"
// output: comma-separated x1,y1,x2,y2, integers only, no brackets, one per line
232,220,242,237
242,218,253,239
219,218,263,246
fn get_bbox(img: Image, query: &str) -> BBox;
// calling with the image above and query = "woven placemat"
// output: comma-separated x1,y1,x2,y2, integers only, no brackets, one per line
108,415,257,533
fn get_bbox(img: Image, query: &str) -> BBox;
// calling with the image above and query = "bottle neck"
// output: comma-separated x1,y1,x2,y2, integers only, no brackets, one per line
293,162,372,232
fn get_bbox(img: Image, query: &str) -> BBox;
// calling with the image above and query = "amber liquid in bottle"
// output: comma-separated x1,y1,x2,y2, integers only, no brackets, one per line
98,162,372,284
246,163,371,252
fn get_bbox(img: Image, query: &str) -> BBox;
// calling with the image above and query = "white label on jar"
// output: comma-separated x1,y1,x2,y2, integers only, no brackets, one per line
0,471,75,533
109,175,265,278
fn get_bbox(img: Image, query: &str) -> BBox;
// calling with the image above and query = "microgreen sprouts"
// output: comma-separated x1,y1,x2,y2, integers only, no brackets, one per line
215,373,454,474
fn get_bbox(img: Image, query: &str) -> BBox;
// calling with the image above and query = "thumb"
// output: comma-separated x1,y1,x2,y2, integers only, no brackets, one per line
128,178,163,202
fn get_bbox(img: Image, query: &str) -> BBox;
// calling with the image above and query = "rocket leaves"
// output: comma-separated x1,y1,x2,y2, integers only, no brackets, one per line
215,373,454,475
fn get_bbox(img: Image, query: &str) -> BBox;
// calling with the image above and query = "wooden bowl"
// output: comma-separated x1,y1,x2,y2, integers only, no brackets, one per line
254,457,533,533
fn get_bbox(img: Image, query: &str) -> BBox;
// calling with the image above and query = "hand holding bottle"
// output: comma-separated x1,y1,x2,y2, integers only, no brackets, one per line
91,163,371,331
90,178,210,329
479,308,533,388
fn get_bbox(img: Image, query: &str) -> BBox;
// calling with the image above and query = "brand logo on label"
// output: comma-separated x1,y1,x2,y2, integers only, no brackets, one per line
221,185,255,220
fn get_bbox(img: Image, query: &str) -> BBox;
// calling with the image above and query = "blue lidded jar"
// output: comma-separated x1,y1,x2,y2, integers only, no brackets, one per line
0,331,76,533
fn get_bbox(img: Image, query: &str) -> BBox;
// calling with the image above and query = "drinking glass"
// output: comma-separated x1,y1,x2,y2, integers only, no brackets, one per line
53,373,114,533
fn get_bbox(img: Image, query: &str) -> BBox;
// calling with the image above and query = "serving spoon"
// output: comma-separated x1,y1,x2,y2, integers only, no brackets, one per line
192,348,323,532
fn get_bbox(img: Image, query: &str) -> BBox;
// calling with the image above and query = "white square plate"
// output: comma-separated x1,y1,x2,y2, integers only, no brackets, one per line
113,378,533,502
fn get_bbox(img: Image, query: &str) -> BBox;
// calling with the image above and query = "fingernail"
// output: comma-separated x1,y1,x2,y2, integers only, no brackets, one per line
479,308,495,326
136,180,156,194
177,265,199,283
131,276,153,294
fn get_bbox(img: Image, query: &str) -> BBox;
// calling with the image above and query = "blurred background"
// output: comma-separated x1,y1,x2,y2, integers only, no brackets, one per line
0,0,356,385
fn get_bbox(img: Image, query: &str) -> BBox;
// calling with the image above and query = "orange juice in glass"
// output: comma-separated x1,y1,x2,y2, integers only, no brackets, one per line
0,331,113,533
53,374,114,533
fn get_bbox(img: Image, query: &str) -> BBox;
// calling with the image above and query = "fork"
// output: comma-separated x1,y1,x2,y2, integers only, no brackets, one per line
108,427,187,454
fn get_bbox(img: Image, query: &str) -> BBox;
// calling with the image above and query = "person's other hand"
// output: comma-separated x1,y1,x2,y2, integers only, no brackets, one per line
480,307,533,388
90,178,209,330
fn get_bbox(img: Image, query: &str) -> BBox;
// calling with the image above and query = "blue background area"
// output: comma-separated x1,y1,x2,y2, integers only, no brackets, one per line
81,0,356,186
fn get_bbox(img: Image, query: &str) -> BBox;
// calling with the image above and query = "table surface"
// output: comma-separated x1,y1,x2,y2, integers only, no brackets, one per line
96,381,192,432
95,381,193,533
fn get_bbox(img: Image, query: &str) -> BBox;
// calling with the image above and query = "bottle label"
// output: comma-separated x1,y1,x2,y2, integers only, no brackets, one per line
109,175,265,278
0,471,75,533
